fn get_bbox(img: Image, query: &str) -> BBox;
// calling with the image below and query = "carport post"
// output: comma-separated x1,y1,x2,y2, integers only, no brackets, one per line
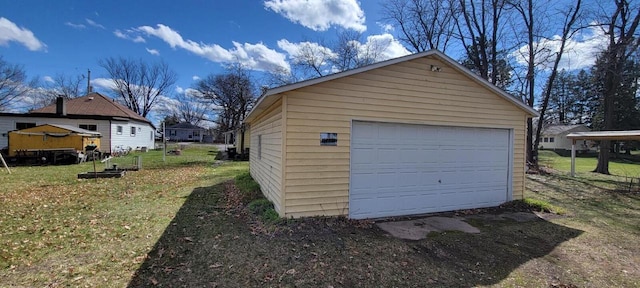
571,139,576,177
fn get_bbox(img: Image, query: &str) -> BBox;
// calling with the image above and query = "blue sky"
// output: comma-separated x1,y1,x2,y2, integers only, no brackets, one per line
1,0,609,124
1,1,403,93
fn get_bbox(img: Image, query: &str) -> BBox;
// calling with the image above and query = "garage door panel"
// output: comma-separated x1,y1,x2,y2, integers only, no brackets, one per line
350,121,511,219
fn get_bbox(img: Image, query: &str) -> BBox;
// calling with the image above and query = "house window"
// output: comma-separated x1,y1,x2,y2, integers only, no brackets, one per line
320,132,338,146
543,137,548,143
16,122,36,130
131,126,136,136
117,125,123,135
150,131,154,141
170,130,176,136
549,137,555,143
79,124,97,131
258,135,262,159
193,130,200,137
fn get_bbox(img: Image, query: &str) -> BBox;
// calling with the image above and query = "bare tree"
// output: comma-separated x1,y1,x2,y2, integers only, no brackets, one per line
99,57,177,117
159,90,213,126
382,0,458,52
193,65,255,134
0,56,30,111
46,73,86,99
330,30,390,71
532,0,583,167
455,0,511,86
594,0,640,174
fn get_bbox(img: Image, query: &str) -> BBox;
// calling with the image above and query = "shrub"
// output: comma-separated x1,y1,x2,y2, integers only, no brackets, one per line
235,171,261,201
248,198,273,214
248,198,280,223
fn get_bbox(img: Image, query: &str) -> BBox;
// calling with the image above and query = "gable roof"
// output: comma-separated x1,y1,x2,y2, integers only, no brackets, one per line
542,124,589,135
30,92,151,125
246,49,538,122
167,122,205,130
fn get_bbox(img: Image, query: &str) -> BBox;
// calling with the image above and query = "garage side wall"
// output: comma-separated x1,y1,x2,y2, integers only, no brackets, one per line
282,56,528,218
249,99,284,214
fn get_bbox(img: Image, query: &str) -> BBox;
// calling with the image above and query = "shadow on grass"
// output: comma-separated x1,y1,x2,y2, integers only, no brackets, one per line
128,184,582,287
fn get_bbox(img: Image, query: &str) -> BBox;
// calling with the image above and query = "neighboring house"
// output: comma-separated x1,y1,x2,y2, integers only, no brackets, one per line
540,124,594,151
0,93,155,153
166,122,205,142
245,50,537,219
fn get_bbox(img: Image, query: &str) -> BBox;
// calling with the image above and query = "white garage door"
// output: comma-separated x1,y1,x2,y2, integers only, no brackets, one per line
350,121,511,219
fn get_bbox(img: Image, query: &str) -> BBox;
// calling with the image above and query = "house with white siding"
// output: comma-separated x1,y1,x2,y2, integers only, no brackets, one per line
0,93,155,154
166,122,205,142
539,124,594,151
245,50,538,219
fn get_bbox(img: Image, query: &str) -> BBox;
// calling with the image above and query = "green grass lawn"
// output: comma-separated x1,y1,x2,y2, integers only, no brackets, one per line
2,146,638,287
538,150,640,177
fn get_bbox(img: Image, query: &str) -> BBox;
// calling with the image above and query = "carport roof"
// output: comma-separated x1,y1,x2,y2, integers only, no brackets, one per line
566,130,640,141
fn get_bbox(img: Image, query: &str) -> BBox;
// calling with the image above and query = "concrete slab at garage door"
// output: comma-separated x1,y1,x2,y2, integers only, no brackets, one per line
350,121,511,219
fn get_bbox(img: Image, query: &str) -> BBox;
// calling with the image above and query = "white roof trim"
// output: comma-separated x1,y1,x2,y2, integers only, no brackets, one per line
246,49,538,122
567,130,640,140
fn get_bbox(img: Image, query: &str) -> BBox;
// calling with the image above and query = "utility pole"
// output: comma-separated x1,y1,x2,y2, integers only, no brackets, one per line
87,69,91,94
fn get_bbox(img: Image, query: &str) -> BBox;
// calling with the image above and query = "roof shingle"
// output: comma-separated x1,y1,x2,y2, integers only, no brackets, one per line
30,92,151,124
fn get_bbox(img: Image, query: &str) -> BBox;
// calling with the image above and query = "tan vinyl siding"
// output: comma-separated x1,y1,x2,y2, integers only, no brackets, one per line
249,98,284,214
282,56,529,218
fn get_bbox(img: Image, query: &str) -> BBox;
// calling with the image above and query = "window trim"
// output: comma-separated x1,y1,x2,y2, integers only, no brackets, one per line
130,126,137,136
116,125,123,135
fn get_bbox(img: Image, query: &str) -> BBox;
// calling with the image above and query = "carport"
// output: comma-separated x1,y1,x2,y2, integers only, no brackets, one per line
566,130,640,176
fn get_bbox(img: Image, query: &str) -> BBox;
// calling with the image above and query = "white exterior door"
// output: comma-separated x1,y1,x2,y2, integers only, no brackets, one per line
350,121,511,219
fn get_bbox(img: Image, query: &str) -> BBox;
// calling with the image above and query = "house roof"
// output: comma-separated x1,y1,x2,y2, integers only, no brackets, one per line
167,122,205,130
30,92,152,125
567,130,640,141
542,124,589,135
245,49,538,122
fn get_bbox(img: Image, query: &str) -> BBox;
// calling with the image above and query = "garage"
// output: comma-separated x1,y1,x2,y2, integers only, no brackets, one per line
350,121,511,219
245,50,537,218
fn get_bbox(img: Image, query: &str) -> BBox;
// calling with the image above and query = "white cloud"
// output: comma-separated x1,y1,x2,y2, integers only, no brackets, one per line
514,26,608,71
175,86,184,94
278,33,409,65
377,22,394,33
114,29,146,43
91,77,117,91
146,48,160,56
192,75,200,81
85,18,105,29
361,33,411,60
135,24,290,72
264,0,366,32
43,76,54,83
65,22,86,29
0,17,46,51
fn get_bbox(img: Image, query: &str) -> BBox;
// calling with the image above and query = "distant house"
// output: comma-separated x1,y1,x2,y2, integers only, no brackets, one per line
166,122,205,142
0,93,155,154
540,124,594,151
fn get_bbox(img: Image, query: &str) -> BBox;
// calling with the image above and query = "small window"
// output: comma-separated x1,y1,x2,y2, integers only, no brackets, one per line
320,133,338,146
258,135,262,159
117,125,123,135
170,130,176,136
549,137,555,143
543,137,548,143
79,124,97,131
16,122,36,130
193,130,200,137
131,126,136,136
150,131,154,141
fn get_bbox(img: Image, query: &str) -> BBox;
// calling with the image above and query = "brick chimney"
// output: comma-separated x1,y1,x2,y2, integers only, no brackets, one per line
56,97,66,116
